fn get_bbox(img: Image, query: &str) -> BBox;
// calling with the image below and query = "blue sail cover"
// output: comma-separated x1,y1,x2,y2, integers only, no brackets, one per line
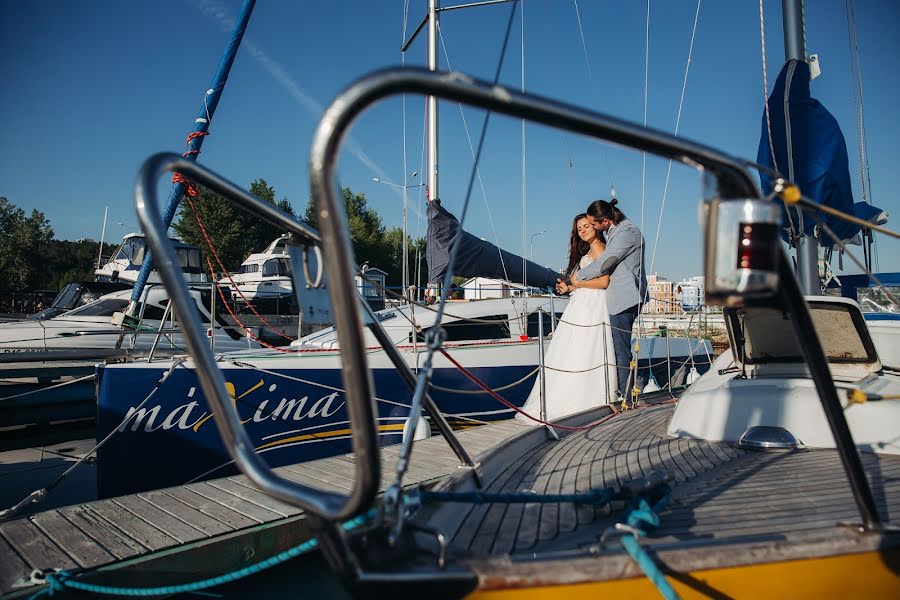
757,59,883,244
426,200,561,289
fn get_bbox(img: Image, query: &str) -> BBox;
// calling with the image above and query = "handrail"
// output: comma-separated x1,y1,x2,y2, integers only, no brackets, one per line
135,154,380,521
308,67,880,530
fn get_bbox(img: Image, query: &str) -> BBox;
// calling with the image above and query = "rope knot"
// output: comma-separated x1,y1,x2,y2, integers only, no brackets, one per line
627,498,661,531
171,172,200,197
28,569,72,597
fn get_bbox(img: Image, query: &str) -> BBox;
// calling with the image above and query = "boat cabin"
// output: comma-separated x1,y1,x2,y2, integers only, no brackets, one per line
668,296,900,454
95,233,204,284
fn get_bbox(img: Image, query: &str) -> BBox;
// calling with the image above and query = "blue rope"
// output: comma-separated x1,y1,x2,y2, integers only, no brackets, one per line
618,491,680,600
28,510,375,599
419,487,616,505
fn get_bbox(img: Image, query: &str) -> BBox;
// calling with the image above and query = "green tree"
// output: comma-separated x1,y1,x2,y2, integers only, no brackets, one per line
37,238,117,290
0,196,54,289
303,188,393,279
173,178,296,272
242,179,296,254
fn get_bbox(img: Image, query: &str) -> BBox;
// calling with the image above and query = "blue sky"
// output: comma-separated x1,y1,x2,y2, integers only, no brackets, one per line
1,0,898,282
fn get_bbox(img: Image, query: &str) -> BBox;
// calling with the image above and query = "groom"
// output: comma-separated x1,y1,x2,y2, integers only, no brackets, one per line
570,199,647,400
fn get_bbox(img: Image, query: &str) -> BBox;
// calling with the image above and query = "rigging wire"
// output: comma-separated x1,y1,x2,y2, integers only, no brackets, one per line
647,0,701,278
436,25,511,284
759,0,779,174
845,0,870,203
817,218,900,307
628,0,651,400
759,0,806,247
844,0,878,270
759,0,799,242
572,0,616,196
392,1,520,501
544,7,578,201
521,0,527,292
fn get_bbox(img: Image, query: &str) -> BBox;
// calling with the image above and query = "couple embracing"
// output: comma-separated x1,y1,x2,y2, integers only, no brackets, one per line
519,199,647,422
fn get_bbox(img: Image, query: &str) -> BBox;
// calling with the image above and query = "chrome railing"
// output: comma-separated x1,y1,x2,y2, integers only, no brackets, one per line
135,155,380,521
306,66,880,531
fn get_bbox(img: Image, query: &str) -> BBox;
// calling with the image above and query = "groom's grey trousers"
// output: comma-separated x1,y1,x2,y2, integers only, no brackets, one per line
609,304,639,398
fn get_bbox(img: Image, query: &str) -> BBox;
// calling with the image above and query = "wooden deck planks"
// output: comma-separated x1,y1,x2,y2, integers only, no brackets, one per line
30,510,115,568
0,517,78,572
1,419,522,595
89,501,179,550
0,535,30,591
432,405,900,560
138,490,234,537
159,486,261,530
57,505,145,560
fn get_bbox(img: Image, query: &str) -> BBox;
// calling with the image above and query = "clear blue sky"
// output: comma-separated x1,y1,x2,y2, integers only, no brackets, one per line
1,0,898,282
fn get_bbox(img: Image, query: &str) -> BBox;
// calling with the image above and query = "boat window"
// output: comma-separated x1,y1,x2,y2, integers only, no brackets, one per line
65,298,129,317
116,237,145,266
734,302,877,364
112,243,127,262
263,258,291,277
360,283,380,298
419,314,510,342
52,283,85,309
138,303,167,321
526,311,566,338
238,264,261,274
132,243,145,266
175,248,199,268
185,248,202,268
857,287,900,315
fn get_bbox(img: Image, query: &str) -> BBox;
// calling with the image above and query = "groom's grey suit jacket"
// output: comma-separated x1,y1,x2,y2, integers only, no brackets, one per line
577,219,648,316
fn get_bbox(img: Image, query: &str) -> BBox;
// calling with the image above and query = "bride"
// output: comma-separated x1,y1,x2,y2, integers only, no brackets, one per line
517,214,618,423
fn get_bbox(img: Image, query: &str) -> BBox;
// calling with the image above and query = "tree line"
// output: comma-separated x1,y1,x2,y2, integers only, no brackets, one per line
1,180,425,294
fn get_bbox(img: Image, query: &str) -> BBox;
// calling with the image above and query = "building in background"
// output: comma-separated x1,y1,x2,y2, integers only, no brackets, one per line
646,274,676,314
675,275,705,311
462,277,528,300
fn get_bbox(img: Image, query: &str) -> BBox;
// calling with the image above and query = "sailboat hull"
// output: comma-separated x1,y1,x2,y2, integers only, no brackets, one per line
95,338,712,497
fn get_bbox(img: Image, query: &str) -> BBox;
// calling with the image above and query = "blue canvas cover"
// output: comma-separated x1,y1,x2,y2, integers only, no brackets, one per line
426,199,561,289
757,59,883,245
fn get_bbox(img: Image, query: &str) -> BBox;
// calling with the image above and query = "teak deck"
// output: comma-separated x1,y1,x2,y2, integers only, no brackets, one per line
0,419,529,596
414,405,900,574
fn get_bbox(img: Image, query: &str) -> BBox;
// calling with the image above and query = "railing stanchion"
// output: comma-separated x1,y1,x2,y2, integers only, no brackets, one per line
549,293,556,334
537,307,558,440
603,321,611,404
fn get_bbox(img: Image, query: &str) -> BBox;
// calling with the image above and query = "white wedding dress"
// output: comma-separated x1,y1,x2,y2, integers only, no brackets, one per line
517,254,618,423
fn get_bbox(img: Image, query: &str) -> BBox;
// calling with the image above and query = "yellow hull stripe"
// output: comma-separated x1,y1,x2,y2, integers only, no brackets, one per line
256,423,406,451
469,549,900,598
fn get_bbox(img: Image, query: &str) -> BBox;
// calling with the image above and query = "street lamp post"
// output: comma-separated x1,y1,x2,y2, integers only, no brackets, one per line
526,230,547,293
372,172,420,301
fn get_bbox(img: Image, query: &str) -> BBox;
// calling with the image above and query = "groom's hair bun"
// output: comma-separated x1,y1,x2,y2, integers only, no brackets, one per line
609,198,618,207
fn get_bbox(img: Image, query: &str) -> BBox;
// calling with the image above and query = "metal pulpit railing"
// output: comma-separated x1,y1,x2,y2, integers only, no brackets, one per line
135,155,380,521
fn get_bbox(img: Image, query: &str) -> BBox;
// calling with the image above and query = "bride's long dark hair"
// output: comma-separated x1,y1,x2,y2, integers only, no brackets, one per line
565,213,604,276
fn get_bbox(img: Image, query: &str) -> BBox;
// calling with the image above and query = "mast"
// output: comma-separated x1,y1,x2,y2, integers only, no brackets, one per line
129,0,256,305
427,0,440,207
782,0,819,296
96,206,108,269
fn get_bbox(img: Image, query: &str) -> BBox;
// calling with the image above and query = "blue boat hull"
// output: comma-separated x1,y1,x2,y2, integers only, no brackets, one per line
95,363,537,497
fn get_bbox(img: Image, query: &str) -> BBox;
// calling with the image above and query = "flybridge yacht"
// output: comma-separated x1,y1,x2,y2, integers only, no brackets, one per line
218,234,293,302
94,232,206,284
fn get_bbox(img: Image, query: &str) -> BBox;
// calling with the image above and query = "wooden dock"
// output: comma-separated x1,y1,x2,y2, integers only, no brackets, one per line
0,419,529,597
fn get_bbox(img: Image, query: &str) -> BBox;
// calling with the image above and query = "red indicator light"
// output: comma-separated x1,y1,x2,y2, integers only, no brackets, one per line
737,222,778,270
